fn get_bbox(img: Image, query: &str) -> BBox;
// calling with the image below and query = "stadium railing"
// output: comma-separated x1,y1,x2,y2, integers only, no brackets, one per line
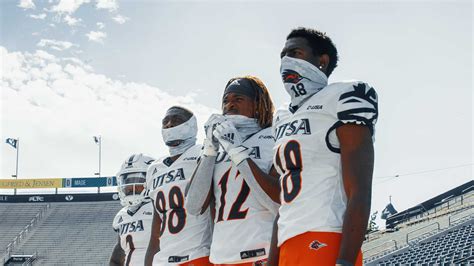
363,190,473,264
4,204,50,260
406,221,440,244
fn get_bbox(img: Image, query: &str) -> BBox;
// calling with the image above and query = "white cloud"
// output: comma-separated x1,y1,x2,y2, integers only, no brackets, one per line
37,39,78,51
85,31,107,43
64,14,82,26
1,46,216,178
112,14,129,24
29,13,47,20
96,22,105,29
50,0,90,14
96,0,118,11
18,0,35,9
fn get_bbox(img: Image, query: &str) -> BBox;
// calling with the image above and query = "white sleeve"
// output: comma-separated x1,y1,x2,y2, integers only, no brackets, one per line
184,155,215,216
112,212,121,232
144,165,155,198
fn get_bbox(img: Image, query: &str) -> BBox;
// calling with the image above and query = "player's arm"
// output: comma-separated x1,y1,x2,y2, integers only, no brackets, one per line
145,201,162,266
239,161,280,203
185,156,215,215
234,160,280,215
109,235,125,266
267,213,280,266
336,124,374,264
185,114,222,215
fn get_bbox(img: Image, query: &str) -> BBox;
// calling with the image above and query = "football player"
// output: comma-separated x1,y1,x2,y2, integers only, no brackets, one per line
144,106,213,266
186,76,280,265
270,27,379,266
110,153,156,266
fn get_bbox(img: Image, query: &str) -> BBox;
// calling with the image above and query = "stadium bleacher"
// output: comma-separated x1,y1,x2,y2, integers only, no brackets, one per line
363,182,473,265
2,201,121,265
368,220,473,265
1,179,472,265
0,203,49,259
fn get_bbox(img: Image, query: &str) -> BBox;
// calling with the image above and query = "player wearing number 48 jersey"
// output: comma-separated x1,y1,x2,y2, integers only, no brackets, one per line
110,153,156,266
145,106,213,266
186,76,280,265
268,27,379,266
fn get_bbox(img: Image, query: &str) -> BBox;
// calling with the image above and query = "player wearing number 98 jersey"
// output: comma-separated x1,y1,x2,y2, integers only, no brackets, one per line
145,106,212,266
110,153,156,266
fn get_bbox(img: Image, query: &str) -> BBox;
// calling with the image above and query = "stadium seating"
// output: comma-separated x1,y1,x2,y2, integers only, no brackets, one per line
3,201,122,265
0,203,49,259
367,219,473,265
363,191,474,265
2,181,471,265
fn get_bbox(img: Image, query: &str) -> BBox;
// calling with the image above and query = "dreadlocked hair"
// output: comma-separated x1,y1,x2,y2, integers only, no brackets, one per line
224,75,275,129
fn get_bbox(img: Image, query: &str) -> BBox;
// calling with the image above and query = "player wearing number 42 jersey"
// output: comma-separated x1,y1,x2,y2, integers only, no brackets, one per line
110,153,156,266
145,106,213,266
186,76,280,265
269,27,379,266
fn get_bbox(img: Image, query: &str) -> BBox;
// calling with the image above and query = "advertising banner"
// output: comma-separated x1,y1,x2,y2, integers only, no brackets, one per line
62,177,117,188
0,177,117,189
0,193,120,203
0,178,63,189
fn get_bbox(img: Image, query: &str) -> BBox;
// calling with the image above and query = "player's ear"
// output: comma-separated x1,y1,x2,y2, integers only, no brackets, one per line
318,54,330,74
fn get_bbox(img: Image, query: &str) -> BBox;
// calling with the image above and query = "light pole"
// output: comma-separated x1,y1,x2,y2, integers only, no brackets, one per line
93,135,101,177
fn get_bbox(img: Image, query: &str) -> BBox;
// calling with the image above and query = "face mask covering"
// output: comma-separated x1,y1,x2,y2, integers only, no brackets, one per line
162,115,197,156
280,56,328,109
224,114,261,139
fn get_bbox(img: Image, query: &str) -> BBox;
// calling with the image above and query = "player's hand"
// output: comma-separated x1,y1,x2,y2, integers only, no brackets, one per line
213,120,249,165
202,114,225,156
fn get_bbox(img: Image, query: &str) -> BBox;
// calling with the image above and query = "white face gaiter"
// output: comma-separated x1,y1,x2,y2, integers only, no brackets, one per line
224,114,261,139
280,56,328,109
161,115,197,156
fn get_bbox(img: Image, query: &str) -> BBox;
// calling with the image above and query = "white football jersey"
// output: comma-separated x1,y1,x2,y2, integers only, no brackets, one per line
147,145,212,265
210,127,276,264
113,201,154,265
273,81,378,246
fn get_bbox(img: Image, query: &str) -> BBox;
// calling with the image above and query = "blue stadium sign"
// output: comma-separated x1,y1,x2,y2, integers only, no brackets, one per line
63,177,117,188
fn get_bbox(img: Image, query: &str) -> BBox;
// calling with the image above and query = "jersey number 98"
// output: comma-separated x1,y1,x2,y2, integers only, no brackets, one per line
154,186,186,235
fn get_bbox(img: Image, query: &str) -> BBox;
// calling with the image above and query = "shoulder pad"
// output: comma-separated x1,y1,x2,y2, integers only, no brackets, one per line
333,81,378,134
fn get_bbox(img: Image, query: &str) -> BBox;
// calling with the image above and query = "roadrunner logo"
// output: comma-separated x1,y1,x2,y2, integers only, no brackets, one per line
282,69,306,84
309,240,327,251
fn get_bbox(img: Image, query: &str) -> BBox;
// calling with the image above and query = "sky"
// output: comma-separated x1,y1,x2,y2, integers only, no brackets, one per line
1,0,472,227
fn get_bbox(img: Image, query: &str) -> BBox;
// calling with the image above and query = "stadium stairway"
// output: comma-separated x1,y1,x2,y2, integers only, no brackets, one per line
366,218,473,265
0,203,50,259
9,201,122,265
